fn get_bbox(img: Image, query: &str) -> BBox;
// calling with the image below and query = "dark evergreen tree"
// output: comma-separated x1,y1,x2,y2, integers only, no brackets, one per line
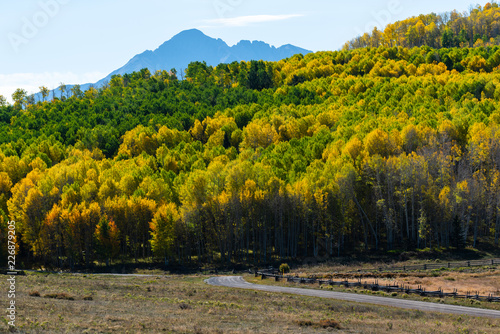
452,215,466,250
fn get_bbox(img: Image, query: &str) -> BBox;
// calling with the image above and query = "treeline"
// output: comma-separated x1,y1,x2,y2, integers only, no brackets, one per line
2,46,500,268
345,2,500,50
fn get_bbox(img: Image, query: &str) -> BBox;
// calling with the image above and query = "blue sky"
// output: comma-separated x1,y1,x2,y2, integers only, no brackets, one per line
0,0,490,101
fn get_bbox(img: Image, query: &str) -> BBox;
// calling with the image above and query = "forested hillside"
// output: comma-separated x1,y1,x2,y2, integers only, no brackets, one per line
345,2,500,50
2,43,500,268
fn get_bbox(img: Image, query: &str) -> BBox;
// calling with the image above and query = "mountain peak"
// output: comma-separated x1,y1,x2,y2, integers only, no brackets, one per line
66,30,311,90
100,29,311,81
171,28,207,39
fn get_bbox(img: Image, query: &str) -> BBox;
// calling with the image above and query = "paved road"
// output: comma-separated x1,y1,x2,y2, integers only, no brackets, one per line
205,276,500,319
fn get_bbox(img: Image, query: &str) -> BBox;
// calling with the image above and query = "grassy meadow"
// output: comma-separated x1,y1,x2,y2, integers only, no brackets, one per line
2,270,500,333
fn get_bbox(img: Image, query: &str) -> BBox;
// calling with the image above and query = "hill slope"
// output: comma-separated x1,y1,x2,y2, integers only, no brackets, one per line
4,44,500,267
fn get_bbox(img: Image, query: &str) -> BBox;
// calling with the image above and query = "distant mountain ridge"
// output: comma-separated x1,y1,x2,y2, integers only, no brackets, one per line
97,29,311,86
42,29,311,99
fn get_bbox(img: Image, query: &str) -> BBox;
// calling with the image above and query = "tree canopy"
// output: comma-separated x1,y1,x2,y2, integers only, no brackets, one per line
3,43,500,268
344,2,500,50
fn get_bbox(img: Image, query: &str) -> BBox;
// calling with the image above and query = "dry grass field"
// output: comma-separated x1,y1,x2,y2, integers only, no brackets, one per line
1,271,500,333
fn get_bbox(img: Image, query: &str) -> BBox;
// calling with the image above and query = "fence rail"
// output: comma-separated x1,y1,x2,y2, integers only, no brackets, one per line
0,269,25,275
256,260,500,303
374,258,500,272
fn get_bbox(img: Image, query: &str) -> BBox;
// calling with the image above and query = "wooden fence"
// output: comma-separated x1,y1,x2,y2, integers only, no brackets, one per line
372,258,500,272
256,266,500,303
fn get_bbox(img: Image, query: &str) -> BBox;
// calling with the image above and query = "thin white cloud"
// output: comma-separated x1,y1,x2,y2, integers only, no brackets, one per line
0,71,106,103
205,14,303,27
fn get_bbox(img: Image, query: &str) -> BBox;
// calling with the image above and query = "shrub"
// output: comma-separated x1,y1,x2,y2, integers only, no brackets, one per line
44,293,75,300
179,303,191,310
29,290,40,297
279,263,290,274
319,319,341,329
296,319,341,329
295,320,313,327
